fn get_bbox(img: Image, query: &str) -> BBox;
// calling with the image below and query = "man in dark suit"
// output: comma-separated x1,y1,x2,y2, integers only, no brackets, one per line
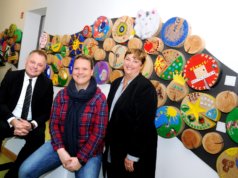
0,50,54,178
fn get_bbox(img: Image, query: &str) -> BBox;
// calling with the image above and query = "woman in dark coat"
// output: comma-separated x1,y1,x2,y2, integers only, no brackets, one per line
104,49,158,178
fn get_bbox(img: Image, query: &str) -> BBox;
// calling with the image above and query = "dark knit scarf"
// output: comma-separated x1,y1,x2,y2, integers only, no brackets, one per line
63,77,97,156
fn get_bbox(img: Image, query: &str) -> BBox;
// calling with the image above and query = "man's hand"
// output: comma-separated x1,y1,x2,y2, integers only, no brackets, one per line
11,118,31,136
124,157,135,172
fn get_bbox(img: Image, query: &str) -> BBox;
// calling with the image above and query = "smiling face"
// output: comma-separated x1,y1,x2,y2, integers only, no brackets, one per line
72,57,93,90
123,53,143,79
25,52,46,78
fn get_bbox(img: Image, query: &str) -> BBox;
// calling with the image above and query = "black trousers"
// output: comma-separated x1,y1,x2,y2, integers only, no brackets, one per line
0,120,45,178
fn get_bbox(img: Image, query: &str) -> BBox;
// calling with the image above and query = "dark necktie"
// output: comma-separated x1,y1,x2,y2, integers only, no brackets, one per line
21,79,32,119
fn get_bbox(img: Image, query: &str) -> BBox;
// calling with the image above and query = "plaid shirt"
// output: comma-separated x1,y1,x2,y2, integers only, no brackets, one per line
50,87,108,164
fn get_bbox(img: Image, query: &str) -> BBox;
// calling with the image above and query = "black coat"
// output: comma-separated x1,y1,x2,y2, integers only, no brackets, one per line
0,69,53,129
105,74,158,178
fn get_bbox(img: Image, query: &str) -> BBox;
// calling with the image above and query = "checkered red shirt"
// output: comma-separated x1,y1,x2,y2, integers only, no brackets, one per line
50,87,108,163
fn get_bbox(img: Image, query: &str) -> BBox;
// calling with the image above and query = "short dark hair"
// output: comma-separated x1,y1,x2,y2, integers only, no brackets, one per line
125,49,147,65
29,50,47,61
74,54,94,69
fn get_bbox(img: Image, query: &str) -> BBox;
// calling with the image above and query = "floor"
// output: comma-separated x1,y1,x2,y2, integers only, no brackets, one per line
0,121,50,178
0,153,13,178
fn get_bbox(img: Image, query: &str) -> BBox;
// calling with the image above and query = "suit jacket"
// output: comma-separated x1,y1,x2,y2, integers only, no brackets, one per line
106,73,158,178
0,69,53,128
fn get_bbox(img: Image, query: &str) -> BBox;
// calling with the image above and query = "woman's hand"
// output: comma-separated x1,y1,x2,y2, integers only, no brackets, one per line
124,157,134,172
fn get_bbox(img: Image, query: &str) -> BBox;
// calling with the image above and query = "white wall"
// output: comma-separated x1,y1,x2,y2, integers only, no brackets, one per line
0,0,47,30
1,0,238,178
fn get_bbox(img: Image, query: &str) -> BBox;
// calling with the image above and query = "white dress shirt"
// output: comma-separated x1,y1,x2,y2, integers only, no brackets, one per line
7,73,38,128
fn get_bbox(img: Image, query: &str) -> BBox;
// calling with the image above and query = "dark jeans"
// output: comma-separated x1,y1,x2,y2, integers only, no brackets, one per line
0,120,45,178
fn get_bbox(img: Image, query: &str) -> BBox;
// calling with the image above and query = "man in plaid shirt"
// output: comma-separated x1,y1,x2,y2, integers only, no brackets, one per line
19,55,108,178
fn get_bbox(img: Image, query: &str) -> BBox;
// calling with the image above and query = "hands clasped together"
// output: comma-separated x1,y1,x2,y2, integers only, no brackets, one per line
57,148,82,172
11,118,32,136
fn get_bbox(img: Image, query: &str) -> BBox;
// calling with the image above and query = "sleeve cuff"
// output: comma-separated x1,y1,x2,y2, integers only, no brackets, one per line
31,120,38,129
126,154,140,162
7,117,16,128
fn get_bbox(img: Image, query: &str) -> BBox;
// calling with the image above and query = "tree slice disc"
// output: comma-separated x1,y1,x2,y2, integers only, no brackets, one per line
181,128,202,149
184,35,205,54
215,91,238,113
109,69,124,83
150,80,167,107
202,132,224,154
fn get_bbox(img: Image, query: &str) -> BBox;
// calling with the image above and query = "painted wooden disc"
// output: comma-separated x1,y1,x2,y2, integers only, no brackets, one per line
180,92,221,130
216,147,238,178
134,9,162,40
58,68,69,86
161,17,190,48
226,107,238,144
39,32,50,49
44,64,53,79
51,35,61,45
60,46,70,57
154,49,185,80
82,25,92,38
112,16,134,43
108,45,128,69
183,53,221,90
166,73,189,102
92,16,112,41
93,61,111,84
68,57,75,75
143,37,164,55
14,29,22,43
69,33,85,57
154,106,184,138
82,38,99,58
